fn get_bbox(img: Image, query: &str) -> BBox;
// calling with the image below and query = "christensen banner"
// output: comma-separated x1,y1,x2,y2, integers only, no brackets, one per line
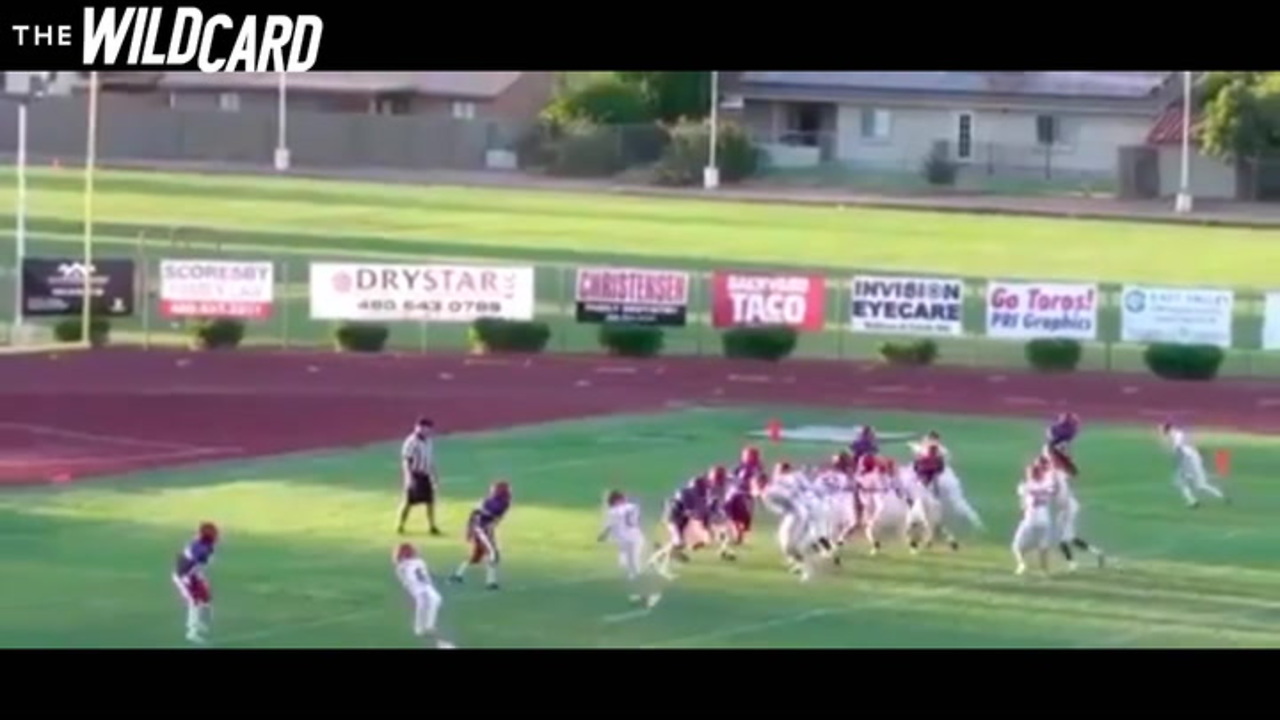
850,275,964,335
711,272,825,330
574,267,690,326
985,281,1099,340
21,258,135,317
309,263,535,321
1121,285,1234,347
159,260,275,319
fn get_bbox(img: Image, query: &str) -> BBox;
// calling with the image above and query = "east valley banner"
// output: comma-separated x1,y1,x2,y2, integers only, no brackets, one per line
985,281,1099,340
850,275,964,335
574,267,689,326
711,273,825,330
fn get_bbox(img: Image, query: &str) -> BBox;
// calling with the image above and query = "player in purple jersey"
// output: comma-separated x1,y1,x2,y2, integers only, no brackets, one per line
850,426,880,467
1044,412,1080,477
449,481,511,590
649,475,711,578
172,522,218,645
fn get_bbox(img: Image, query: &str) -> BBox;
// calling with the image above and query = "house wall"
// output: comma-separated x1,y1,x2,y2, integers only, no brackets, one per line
745,98,1153,180
1156,146,1237,199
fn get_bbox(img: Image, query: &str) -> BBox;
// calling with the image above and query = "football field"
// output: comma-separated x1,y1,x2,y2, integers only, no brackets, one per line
2,406,1277,649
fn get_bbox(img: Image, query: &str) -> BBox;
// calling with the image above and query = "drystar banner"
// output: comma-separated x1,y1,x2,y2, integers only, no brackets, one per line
309,263,535,321
985,281,1098,340
159,260,275,318
849,275,964,335
710,272,826,330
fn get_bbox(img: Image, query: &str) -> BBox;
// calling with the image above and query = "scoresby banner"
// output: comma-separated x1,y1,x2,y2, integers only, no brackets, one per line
1120,285,1234,347
711,272,825,330
309,263,535,321
1265,293,1280,350
985,281,1098,340
850,275,964,335
159,260,274,319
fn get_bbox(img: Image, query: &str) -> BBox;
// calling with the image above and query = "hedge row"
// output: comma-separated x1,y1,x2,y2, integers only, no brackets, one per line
53,318,1230,380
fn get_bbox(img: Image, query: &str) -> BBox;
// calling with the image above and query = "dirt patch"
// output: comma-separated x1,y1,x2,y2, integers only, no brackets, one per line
0,349,1273,485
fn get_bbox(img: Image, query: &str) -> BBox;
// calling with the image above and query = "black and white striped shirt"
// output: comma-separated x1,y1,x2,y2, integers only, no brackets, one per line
402,433,434,475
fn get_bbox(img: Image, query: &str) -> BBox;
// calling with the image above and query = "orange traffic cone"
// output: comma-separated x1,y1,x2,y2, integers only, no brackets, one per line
767,418,781,442
1213,449,1231,477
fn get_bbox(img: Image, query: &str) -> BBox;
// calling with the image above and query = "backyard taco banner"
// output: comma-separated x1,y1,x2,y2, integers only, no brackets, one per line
850,275,964,336
1120,285,1234,348
21,257,135,317
309,263,535,322
159,260,275,319
1264,292,1280,350
710,272,826,330
574,267,690,327
985,281,1098,340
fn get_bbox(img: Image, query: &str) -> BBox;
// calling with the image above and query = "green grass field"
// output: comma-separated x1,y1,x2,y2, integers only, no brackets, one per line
3,167,1280,375
2,407,1276,649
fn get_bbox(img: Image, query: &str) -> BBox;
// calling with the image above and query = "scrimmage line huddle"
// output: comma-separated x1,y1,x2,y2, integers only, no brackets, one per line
168,413,1230,648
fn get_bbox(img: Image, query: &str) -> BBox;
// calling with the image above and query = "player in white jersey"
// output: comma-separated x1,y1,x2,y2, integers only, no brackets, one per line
598,491,662,608
1012,461,1057,575
911,432,984,531
1043,450,1107,571
393,543,454,648
761,463,815,580
1160,423,1229,508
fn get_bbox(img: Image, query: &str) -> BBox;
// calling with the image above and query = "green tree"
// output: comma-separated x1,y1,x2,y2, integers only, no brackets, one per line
1198,72,1280,162
617,72,713,122
542,74,652,125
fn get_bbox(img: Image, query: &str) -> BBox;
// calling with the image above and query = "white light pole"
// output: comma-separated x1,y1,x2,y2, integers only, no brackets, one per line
81,71,99,347
703,70,720,190
11,73,51,337
1174,70,1194,214
273,72,290,171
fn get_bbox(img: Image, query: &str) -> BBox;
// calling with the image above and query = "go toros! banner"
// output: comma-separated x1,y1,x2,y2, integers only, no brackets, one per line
710,272,826,330
985,281,1099,340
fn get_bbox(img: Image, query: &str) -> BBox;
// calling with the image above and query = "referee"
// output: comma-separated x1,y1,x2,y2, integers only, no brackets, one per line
396,417,442,536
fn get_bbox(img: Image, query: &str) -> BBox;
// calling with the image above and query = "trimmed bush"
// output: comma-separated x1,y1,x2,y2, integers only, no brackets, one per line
598,324,665,358
190,318,246,350
720,326,798,361
53,316,110,346
333,322,389,353
1024,338,1082,372
921,145,959,186
547,123,627,177
1143,343,1225,381
653,120,760,186
878,339,939,366
470,318,552,354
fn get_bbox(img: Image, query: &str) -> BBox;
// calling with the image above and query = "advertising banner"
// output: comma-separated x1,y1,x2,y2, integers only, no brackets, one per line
710,272,826,330
985,281,1099,340
574,267,689,326
1120,285,1233,347
850,275,964,335
21,258,135,317
1264,292,1280,350
159,260,275,318
309,263,535,321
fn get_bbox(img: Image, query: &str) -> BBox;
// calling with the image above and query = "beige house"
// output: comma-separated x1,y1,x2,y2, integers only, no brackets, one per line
731,71,1178,183
79,72,554,122
1145,103,1238,199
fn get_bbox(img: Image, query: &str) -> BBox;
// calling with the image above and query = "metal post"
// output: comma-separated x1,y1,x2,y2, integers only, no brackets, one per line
703,71,720,190
1175,70,1194,214
280,259,291,348
274,72,290,171
13,100,28,336
81,72,100,348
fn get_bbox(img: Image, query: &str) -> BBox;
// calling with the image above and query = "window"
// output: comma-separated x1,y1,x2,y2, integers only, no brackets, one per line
783,103,823,147
217,92,240,112
451,101,476,120
1035,114,1059,146
372,95,411,115
955,112,973,161
859,108,891,141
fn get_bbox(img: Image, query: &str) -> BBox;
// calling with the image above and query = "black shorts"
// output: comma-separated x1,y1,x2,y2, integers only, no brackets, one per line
404,472,435,505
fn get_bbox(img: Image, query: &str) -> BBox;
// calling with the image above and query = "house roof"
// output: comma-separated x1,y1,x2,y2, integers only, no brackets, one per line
1148,103,1200,146
737,72,1175,112
147,72,523,98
